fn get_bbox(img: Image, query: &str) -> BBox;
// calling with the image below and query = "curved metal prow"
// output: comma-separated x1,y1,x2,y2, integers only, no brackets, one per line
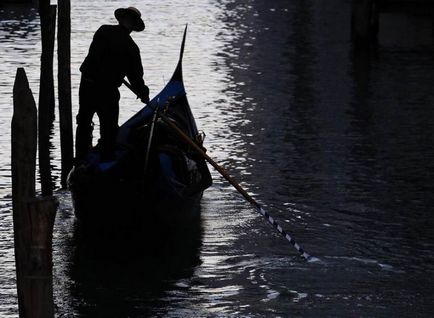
170,24,188,82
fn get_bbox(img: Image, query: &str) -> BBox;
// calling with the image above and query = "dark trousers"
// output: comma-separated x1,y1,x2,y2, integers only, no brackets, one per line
75,77,120,162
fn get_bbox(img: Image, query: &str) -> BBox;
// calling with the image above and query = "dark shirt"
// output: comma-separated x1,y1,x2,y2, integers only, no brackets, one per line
80,24,148,98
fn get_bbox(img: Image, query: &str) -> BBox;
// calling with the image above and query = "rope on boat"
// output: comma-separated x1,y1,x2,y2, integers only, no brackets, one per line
144,103,159,174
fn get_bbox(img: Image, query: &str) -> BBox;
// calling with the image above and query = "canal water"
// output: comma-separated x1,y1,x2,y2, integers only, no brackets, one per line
1,0,434,317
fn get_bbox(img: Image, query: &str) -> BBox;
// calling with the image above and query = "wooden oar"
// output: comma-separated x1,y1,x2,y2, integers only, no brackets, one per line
122,79,316,261
159,114,315,262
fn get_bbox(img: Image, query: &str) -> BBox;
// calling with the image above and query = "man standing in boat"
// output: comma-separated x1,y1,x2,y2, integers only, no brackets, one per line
75,7,150,164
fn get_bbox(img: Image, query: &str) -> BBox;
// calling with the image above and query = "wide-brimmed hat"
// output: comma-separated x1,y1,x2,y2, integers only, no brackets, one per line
114,7,145,32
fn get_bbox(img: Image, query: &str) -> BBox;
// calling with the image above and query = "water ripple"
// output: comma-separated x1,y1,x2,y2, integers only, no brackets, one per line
2,0,434,317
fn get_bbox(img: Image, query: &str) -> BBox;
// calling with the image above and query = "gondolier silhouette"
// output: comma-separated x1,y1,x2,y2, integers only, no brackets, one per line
75,6,150,164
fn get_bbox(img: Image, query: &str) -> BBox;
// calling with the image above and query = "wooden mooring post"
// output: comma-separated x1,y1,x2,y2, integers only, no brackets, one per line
58,0,74,188
12,68,58,318
38,2,57,196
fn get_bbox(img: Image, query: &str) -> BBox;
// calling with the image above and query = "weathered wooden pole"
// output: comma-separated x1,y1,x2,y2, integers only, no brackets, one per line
351,0,379,47
22,197,57,318
12,67,58,318
12,68,37,222
38,2,57,195
58,0,74,188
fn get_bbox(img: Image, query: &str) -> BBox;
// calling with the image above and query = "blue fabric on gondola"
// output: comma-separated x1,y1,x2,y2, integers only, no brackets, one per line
116,81,185,145
98,160,117,171
157,152,184,199
159,153,176,181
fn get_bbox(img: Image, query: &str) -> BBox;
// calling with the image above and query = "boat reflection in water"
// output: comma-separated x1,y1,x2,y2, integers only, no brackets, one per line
67,211,203,317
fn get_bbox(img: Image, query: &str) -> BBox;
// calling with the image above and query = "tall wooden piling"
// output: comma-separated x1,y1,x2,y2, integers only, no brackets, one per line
58,0,74,188
12,68,57,318
38,2,57,195
12,68,37,213
22,197,57,318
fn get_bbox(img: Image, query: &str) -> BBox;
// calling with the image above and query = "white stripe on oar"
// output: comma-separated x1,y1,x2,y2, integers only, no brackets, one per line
259,207,314,262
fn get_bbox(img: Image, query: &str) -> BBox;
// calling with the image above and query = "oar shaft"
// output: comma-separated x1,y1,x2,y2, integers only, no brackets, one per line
122,79,314,261
160,115,257,205
159,114,313,261
122,79,140,99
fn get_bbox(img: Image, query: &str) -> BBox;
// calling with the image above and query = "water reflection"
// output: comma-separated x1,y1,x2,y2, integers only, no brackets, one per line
0,4,38,39
51,191,205,317
208,0,434,316
67,217,203,317
2,0,434,316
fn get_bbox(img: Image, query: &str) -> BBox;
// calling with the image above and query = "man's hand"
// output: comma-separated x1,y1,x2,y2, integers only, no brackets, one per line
140,95,150,104
140,85,150,104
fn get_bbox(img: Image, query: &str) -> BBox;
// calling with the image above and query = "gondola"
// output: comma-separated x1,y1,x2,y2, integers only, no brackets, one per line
67,27,212,240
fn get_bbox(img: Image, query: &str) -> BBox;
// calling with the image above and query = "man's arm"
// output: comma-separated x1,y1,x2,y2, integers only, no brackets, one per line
126,42,149,103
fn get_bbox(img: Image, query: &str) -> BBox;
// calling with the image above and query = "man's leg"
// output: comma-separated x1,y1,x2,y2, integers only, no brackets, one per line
75,80,96,163
97,89,120,162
